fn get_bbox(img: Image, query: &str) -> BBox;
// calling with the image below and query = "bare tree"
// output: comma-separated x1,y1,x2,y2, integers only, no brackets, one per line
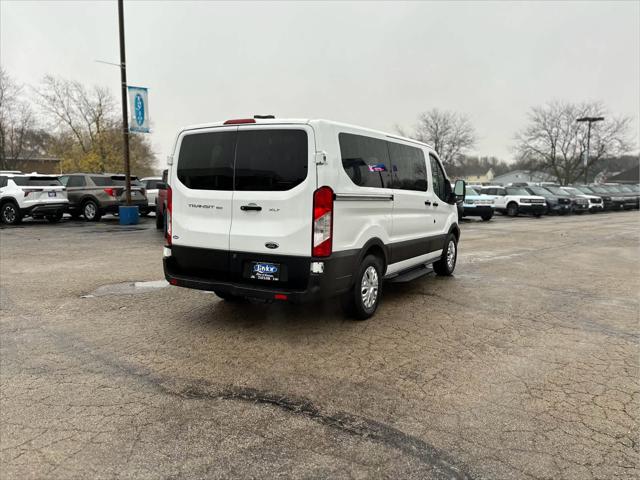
0,69,35,169
33,75,117,171
514,101,634,185
399,109,476,165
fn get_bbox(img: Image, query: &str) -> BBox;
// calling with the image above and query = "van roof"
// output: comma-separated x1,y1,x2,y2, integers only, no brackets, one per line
179,118,434,150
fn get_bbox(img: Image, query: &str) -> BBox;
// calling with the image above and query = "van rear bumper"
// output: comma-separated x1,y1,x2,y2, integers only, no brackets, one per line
163,248,359,303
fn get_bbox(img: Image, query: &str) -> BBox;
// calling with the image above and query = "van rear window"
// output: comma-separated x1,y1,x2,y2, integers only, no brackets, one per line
177,129,308,191
234,130,308,191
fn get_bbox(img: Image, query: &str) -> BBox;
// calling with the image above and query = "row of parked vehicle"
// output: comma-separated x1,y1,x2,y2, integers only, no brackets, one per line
0,171,168,225
458,183,640,220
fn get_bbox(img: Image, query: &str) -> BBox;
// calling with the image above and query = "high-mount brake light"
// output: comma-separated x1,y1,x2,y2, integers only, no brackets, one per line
165,185,173,245
312,186,334,257
223,118,256,125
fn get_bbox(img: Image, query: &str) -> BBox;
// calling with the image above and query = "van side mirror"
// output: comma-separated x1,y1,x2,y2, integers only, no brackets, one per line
453,180,465,202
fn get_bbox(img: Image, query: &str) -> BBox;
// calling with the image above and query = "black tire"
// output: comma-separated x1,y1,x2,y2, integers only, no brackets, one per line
155,210,163,230
433,234,458,276
342,254,383,320
140,209,149,217
46,211,64,223
534,213,542,218
506,202,519,217
214,290,245,302
82,199,102,221
481,213,493,221
70,210,82,220
0,202,22,225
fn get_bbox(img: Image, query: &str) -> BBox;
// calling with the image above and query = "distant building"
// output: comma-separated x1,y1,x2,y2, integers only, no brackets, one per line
607,166,639,184
490,169,554,185
461,167,494,184
5,157,61,174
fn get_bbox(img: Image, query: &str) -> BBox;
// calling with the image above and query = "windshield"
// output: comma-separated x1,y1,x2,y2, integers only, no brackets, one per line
563,187,581,195
506,187,531,196
576,186,594,194
12,176,61,186
528,186,551,196
590,186,607,193
618,185,633,193
546,186,570,196
604,186,621,192
465,187,479,196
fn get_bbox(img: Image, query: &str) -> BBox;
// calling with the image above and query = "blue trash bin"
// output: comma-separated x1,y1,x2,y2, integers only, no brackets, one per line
118,206,139,225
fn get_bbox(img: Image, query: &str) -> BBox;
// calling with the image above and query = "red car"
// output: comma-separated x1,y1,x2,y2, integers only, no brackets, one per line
155,169,168,230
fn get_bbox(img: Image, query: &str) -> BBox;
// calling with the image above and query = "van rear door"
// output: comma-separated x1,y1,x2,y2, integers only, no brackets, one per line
172,126,237,251
229,125,316,257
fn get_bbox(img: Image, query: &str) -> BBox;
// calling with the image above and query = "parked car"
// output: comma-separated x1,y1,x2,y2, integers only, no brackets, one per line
543,186,588,214
562,186,604,213
523,185,572,215
140,176,163,216
479,186,546,217
0,173,68,225
461,186,495,221
59,173,149,221
608,184,640,209
163,117,465,320
597,185,635,210
579,185,620,210
155,169,168,230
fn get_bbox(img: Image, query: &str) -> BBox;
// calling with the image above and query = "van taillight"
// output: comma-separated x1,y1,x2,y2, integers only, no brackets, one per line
165,185,172,245
312,186,333,257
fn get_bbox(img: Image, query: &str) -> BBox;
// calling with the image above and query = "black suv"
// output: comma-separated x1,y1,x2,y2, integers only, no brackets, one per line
523,185,572,215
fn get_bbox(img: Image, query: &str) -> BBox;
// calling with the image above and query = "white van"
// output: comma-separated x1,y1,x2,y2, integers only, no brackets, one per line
163,117,465,319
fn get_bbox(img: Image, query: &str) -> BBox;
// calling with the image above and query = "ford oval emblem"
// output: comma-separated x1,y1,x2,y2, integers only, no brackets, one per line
265,242,279,249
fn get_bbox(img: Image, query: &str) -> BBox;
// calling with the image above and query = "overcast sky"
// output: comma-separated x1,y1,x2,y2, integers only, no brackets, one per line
1,1,638,167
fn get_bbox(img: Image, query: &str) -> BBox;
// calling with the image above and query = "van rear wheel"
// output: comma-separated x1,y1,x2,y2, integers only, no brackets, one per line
343,254,383,320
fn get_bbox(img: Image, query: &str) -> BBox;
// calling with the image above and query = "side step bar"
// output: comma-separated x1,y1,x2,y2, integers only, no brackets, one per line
386,264,434,283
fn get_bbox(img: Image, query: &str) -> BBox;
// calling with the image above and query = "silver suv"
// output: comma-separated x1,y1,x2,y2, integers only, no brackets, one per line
59,173,149,221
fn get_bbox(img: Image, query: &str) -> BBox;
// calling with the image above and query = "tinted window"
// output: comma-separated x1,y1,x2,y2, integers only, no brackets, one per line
12,176,61,186
429,155,449,200
177,131,236,190
389,142,427,191
235,129,308,191
339,133,390,188
63,176,86,187
90,176,110,186
145,180,161,189
0,176,7,188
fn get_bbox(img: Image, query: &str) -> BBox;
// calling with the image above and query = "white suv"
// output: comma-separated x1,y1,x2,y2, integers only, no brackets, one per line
163,117,465,319
480,186,546,217
0,174,68,225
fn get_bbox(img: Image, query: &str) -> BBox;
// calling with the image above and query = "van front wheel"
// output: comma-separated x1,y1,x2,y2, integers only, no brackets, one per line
433,235,457,276
343,254,383,320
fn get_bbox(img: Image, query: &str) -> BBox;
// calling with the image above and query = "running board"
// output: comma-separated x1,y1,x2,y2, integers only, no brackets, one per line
386,264,434,283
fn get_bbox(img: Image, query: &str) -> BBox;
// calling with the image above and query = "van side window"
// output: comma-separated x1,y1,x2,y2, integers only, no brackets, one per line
429,154,449,200
0,176,7,188
388,142,427,191
339,133,390,188
177,131,236,190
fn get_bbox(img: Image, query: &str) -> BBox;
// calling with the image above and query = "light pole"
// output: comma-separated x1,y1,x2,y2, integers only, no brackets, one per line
576,116,604,184
118,0,132,206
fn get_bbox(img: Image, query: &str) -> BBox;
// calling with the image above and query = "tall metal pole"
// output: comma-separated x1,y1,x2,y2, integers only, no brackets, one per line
577,116,604,185
584,122,592,185
118,0,132,205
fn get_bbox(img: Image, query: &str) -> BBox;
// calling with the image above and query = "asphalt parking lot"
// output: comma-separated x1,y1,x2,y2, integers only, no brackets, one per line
1,212,638,479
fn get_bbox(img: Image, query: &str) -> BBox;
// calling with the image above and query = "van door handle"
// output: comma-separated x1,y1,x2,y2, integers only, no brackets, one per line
433,202,439,207
240,205,262,211
424,201,431,206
